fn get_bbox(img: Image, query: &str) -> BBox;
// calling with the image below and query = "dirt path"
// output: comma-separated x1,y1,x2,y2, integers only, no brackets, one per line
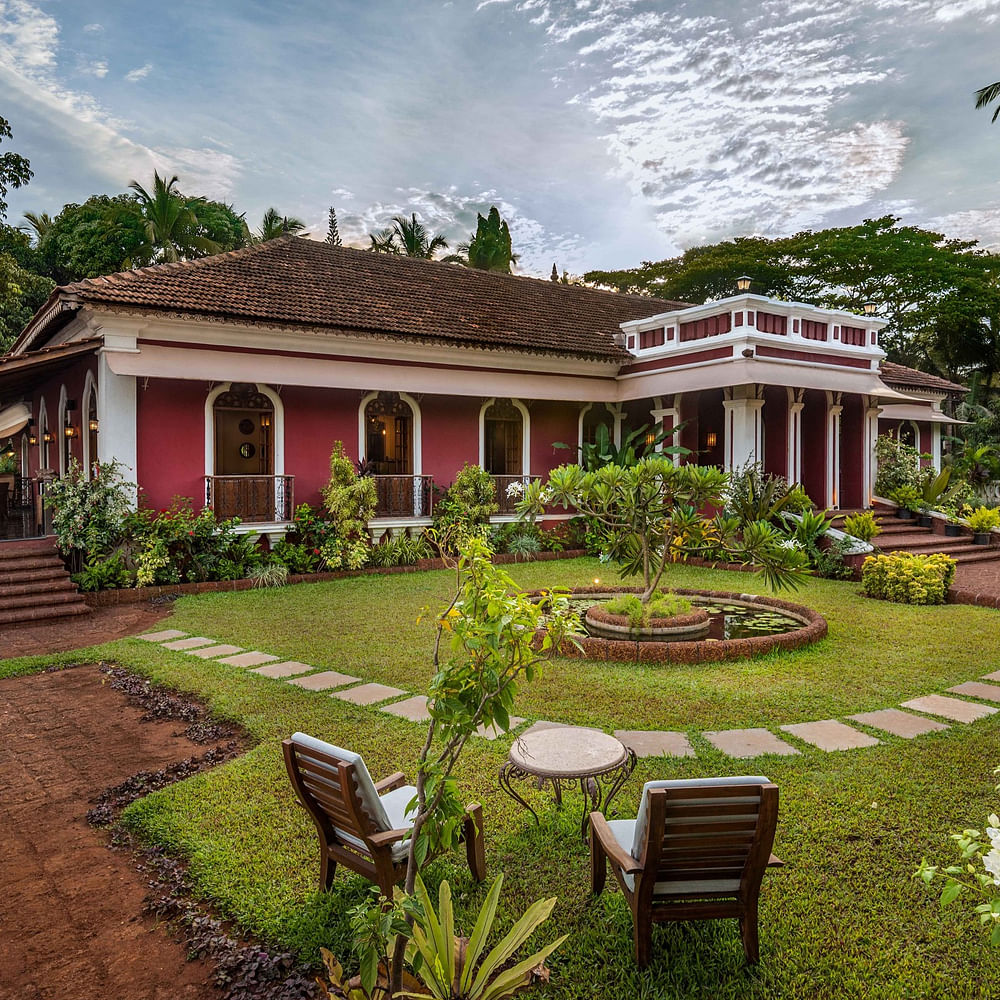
0,665,220,1000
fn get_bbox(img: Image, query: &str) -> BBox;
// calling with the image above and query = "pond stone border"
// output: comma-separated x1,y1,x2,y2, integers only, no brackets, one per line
528,585,827,664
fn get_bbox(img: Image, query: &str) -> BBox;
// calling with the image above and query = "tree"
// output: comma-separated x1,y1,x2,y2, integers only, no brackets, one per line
368,213,449,259
0,252,54,351
255,207,305,242
193,200,249,252
0,117,31,220
325,206,342,246
550,262,558,282
975,81,1000,122
20,211,52,245
518,458,809,601
453,206,518,273
128,172,221,263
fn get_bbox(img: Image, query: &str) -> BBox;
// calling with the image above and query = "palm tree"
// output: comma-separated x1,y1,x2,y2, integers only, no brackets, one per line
452,206,519,273
256,207,306,242
128,171,220,263
367,213,449,258
975,81,1000,122
20,211,52,244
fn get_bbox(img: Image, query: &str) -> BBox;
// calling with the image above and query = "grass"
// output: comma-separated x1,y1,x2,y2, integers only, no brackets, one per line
4,557,1000,998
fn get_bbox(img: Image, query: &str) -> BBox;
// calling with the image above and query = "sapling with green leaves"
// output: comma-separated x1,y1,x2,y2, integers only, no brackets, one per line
517,456,809,601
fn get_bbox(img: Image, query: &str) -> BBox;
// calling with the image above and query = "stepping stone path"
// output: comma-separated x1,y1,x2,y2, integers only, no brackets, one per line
216,651,279,668
136,632,1000,758
160,637,216,651
948,681,1000,703
847,708,948,738
187,644,243,659
615,730,695,758
381,695,431,722
288,670,359,690
252,661,314,679
780,720,880,752
332,683,406,706
901,694,998,723
703,728,800,758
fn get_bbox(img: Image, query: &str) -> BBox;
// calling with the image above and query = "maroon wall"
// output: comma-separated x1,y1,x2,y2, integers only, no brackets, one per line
25,357,96,477
697,389,725,467
839,394,865,510
800,390,827,504
529,400,577,478
762,387,788,479
420,395,481,487
137,378,206,510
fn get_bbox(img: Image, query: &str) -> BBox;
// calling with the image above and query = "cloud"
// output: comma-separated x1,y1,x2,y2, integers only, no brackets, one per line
124,62,152,82
480,0,988,249
81,59,107,78
82,22,102,33
331,185,590,276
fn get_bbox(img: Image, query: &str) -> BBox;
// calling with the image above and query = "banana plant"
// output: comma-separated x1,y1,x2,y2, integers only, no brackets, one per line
398,874,567,1000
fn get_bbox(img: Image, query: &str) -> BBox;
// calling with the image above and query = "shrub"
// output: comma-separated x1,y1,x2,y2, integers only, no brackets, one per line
888,485,922,510
724,461,796,526
321,442,376,569
431,464,498,553
369,533,433,567
46,459,134,556
783,485,815,513
270,539,322,574
507,531,541,561
967,506,1000,534
875,435,925,496
249,563,289,588
605,590,693,626
73,551,132,591
843,510,882,543
861,552,957,605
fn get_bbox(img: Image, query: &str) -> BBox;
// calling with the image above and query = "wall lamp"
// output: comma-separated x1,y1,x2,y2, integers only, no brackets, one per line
736,275,752,293
862,301,879,316
706,431,718,449
88,417,100,433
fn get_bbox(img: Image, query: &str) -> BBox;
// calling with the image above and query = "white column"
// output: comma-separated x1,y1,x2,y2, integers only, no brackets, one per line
864,405,882,505
723,390,765,471
826,402,843,509
96,349,138,503
931,421,942,470
787,399,805,485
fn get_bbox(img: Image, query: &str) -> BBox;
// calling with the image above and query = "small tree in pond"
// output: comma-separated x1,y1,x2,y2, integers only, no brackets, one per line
517,457,810,601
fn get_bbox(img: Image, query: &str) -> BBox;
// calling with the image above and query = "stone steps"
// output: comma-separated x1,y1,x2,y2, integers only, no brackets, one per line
0,538,91,627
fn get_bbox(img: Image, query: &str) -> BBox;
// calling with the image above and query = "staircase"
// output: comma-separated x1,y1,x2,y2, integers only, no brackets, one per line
0,538,91,628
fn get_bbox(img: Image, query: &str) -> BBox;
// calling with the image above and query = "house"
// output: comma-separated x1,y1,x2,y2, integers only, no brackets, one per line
0,236,965,541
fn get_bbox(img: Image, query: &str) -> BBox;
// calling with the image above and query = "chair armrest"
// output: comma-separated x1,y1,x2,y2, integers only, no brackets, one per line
767,853,784,868
375,771,408,793
589,812,642,874
368,827,411,848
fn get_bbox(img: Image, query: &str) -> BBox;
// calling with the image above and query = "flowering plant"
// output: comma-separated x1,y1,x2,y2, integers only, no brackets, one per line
917,767,1000,944
46,459,134,556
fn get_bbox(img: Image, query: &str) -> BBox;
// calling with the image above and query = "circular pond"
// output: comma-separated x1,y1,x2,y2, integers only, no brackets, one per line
531,586,827,664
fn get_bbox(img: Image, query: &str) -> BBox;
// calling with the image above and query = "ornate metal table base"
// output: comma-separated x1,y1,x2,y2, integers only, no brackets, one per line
499,729,637,840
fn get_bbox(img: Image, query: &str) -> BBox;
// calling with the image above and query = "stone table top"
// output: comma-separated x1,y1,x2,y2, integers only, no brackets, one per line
508,727,627,778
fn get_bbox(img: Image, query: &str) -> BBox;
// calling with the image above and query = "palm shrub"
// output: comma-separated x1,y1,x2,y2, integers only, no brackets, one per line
518,457,809,601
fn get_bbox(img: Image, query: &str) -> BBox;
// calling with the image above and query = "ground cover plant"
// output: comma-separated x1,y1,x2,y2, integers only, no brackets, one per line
4,559,1000,998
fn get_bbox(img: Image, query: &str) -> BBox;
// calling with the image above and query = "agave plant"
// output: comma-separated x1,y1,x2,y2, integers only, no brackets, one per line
400,874,567,1000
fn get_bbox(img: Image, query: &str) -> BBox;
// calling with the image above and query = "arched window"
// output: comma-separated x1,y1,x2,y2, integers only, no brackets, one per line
897,421,919,448
362,392,414,474
37,398,50,471
82,371,98,478
481,398,527,476
580,403,615,448
211,383,275,476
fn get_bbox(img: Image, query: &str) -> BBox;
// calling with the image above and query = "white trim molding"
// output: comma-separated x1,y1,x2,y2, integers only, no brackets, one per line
96,351,137,500
204,381,285,477
37,395,49,470
57,383,68,477
358,390,422,474
82,369,98,473
478,397,531,476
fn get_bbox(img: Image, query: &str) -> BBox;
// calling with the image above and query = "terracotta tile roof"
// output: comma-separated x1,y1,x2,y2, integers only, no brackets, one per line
879,361,966,395
32,237,689,361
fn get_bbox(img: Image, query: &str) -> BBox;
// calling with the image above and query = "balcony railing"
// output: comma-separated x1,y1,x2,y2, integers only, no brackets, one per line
492,475,534,515
205,475,295,523
370,475,433,518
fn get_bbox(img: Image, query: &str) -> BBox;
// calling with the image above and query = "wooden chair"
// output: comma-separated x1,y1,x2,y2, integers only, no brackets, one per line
590,776,781,967
282,732,487,898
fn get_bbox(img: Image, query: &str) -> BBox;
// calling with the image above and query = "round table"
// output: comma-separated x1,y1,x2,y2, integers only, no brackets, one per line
499,727,636,839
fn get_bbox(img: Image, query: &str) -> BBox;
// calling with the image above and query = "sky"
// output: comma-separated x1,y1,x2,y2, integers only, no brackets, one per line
1,0,999,276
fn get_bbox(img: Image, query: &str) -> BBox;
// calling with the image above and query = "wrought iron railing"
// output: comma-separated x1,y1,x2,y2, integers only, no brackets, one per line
204,475,295,523
370,475,433,518
492,475,534,515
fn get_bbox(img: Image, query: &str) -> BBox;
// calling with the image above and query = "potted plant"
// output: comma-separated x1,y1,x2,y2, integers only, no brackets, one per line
966,506,1000,545
888,485,922,520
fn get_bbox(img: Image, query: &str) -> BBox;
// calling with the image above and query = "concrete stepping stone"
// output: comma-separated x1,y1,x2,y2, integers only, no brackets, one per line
948,681,1000,703
703,728,800,758
332,683,407,706
901,694,998,723
780,720,880,752
216,651,280,668
187,644,243,659
476,717,526,740
137,629,187,642
983,670,1000,683
614,730,695,758
160,637,216,651
288,670,360,691
252,661,314,679
381,695,431,722
848,708,949,738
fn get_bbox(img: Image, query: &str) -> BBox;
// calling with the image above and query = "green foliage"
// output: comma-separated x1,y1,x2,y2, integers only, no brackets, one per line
725,462,799,526
321,442,376,570
368,534,433,568
453,206,518,273
888,485,923,511
399,874,566,1000
368,213,449,258
505,530,541,561
0,115,32,220
521,458,809,600
46,459,135,555
73,551,132,592
862,552,957,605
843,510,882,543
605,590,693,626
554,421,688,471
249,563,289,589
255,207,305,242
270,539,322,574
967,506,1000,534
874,435,925,497
0,249,54,350
128,171,224,263
782,485,815,514
431,465,499,554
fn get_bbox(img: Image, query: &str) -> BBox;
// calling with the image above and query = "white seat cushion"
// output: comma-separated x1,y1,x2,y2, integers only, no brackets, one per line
337,784,418,862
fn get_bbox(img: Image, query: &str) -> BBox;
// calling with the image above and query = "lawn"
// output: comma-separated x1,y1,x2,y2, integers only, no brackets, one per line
4,557,1000,999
